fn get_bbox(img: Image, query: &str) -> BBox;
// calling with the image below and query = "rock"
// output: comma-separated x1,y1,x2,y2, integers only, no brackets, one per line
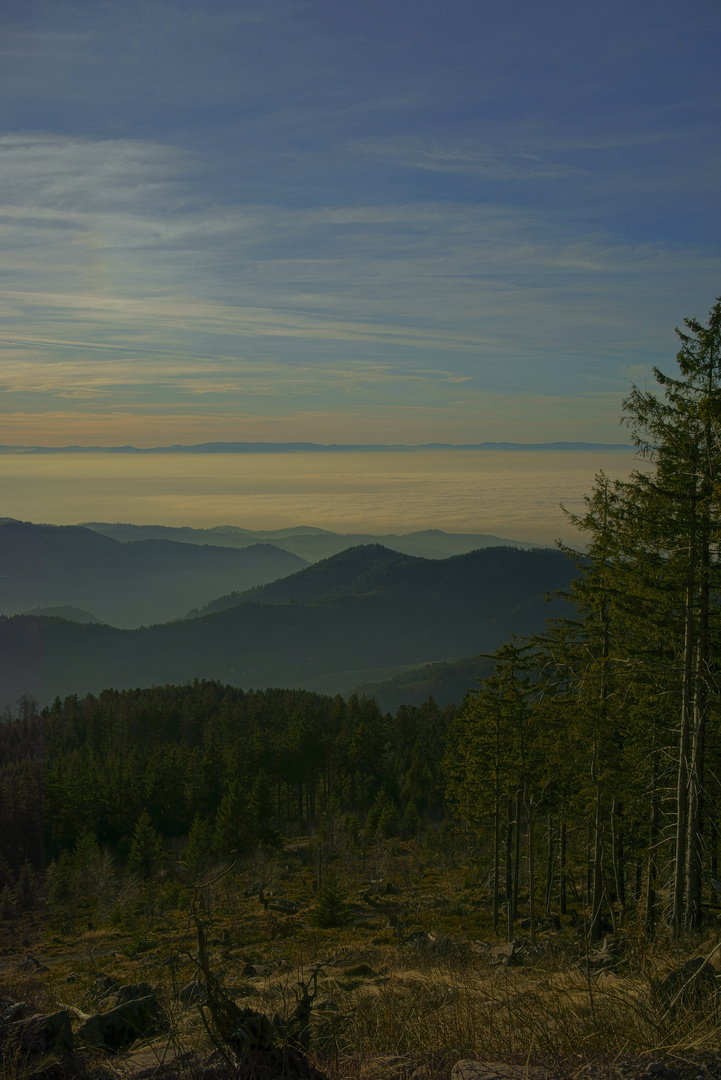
18,953,43,971
179,979,206,1006
115,981,155,1005
410,1066,432,1080
93,973,121,1000
0,1000,27,1023
269,899,300,914
2,1010,73,1058
76,995,164,1051
228,1006,278,1052
654,957,718,1012
243,961,272,977
342,963,377,978
489,942,517,966
426,931,458,956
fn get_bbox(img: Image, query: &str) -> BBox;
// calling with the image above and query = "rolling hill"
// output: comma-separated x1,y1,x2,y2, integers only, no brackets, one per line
0,543,576,706
0,519,306,627
83,522,539,562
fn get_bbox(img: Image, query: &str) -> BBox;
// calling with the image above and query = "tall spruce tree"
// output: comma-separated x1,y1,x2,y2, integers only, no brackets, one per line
557,297,721,935
622,297,721,931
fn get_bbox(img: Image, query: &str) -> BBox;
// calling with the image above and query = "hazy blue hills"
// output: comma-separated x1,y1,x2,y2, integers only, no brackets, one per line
0,519,306,628
85,522,539,563
0,543,576,706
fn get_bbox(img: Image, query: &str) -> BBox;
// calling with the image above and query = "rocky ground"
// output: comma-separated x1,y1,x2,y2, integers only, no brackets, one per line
2,849,721,1079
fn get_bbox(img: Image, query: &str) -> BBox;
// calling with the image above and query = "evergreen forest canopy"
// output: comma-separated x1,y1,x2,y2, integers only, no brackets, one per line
0,297,720,944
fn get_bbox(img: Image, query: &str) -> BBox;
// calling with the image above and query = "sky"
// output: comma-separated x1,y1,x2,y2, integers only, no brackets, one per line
0,0,720,447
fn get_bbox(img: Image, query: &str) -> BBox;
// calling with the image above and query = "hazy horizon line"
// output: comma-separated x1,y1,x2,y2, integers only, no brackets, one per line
0,440,633,454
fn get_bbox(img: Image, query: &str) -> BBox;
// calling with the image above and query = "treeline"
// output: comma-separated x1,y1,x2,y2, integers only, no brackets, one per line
0,682,452,879
446,299,721,941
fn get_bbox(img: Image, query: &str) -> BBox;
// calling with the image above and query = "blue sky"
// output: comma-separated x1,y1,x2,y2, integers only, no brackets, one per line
1,0,719,445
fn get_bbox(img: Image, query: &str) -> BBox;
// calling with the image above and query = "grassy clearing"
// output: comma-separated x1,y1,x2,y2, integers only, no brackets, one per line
2,838,721,1078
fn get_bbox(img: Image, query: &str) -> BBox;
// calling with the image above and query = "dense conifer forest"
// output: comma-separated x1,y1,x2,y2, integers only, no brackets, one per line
0,682,452,885
1,299,720,951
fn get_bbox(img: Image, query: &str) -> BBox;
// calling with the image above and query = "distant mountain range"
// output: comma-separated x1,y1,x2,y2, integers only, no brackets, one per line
0,542,576,706
84,522,540,566
0,441,633,454
0,519,305,627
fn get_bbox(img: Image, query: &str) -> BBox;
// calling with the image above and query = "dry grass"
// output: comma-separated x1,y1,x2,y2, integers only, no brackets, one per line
3,848,721,1077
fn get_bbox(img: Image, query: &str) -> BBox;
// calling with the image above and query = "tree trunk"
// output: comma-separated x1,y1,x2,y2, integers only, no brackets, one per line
544,811,554,918
672,556,695,936
506,796,514,942
711,815,718,886
513,785,522,919
645,780,659,939
493,789,500,935
685,529,709,931
610,798,626,925
590,788,604,941
559,815,567,916
527,794,536,946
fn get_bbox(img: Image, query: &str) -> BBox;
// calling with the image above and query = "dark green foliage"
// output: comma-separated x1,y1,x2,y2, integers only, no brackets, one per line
402,800,420,838
445,297,721,939
249,772,283,848
366,789,398,838
310,871,352,928
184,814,214,878
127,810,164,878
213,783,252,856
0,682,458,887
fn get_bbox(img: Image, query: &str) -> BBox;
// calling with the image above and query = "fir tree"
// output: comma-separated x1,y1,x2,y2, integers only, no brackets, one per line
184,813,215,878
310,871,352,928
127,810,164,879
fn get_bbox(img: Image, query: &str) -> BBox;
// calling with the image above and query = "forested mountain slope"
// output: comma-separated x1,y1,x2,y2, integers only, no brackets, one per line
0,519,306,626
354,655,496,712
190,543,566,616
0,544,574,705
